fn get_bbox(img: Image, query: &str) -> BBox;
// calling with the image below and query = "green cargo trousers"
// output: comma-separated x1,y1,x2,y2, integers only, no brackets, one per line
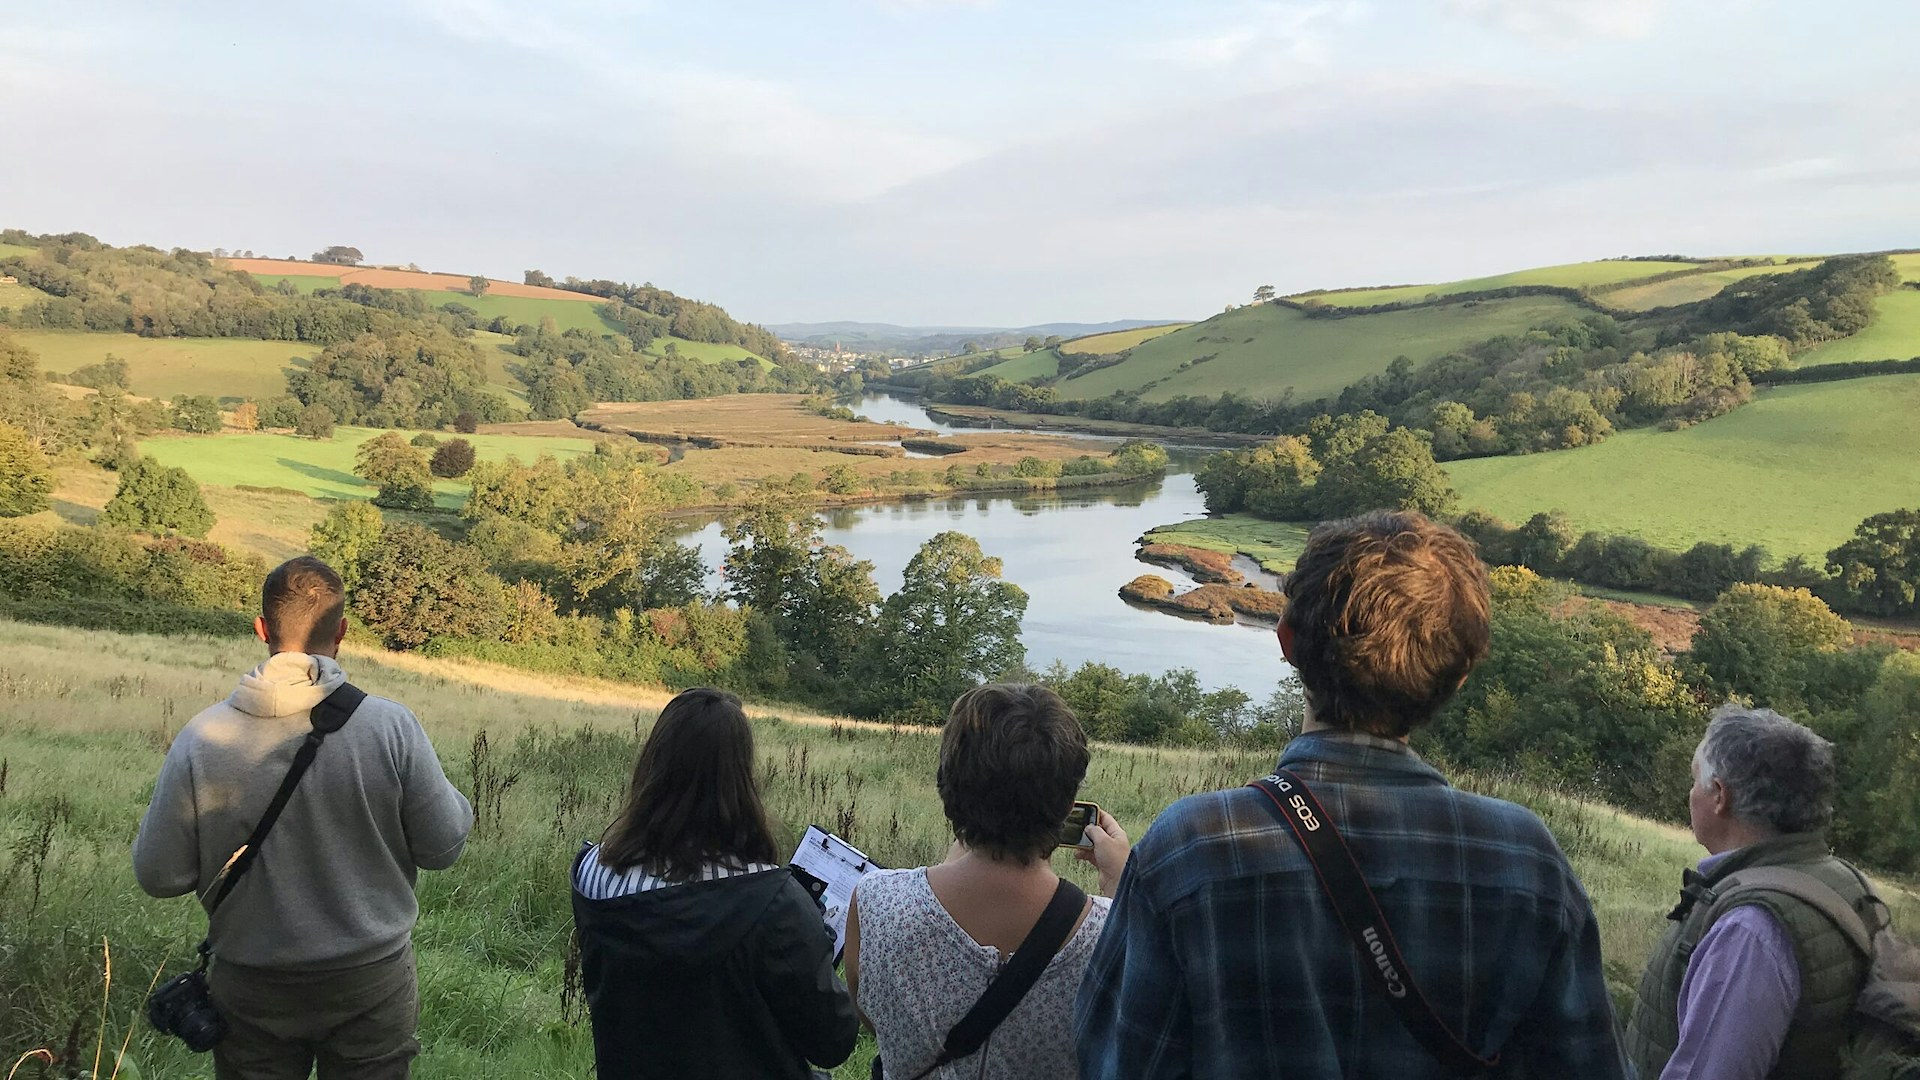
208,945,419,1080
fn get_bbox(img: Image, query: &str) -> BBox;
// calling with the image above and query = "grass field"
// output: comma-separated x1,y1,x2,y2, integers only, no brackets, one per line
1058,294,1591,404
0,241,36,259
1599,261,1821,312
1058,324,1191,355
0,281,51,309
10,619,1910,1078
248,276,623,336
139,427,598,508
1894,253,1920,282
978,349,1060,382
1797,290,1920,366
642,337,773,369
1298,260,1700,307
1140,515,1314,574
1448,373,1920,559
12,331,320,402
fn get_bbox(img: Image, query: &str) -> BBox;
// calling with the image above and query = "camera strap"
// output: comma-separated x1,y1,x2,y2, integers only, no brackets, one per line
1248,769,1498,1076
195,681,367,969
901,876,1087,1080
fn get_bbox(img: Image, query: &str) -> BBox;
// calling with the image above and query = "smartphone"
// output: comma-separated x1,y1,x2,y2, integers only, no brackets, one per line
1057,801,1100,849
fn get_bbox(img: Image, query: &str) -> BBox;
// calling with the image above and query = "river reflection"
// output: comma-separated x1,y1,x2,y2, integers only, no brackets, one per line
676,415,1295,694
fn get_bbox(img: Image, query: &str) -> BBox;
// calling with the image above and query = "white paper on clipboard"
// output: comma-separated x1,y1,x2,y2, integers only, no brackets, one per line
789,825,880,959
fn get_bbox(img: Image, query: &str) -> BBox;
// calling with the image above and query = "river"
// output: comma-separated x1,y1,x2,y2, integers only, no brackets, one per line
675,394,1294,695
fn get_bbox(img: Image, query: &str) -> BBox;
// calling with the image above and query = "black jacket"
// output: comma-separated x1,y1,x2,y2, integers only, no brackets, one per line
571,847,858,1080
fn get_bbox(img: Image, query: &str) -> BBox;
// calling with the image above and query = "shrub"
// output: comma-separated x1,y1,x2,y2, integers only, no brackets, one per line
99,460,214,537
295,403,336,439
410,432,440,449
430,438,477,479
454,411,479,434
0,421,53,517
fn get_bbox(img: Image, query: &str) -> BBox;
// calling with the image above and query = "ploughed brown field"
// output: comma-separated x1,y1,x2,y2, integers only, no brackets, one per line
220,258,605,302
581,395,922,448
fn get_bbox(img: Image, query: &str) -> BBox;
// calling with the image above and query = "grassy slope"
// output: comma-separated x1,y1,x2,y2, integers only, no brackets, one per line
1059,324,1191,355
1894,253,1920,282
978,349,1060,382
0,281,51,309
0,241,36,258
11,619,1908,1077
1448,373,1920,559
11,330,320,402
139,426,596,508
1059,295,1589,404
1300,260,1700,307
1600,261,1822,312
1797,290,1920,366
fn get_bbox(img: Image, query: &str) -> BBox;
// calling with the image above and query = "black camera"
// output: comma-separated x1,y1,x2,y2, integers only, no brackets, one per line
147,968,228,1053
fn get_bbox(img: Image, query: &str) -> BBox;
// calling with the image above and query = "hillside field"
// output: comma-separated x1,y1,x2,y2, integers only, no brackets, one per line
1448,373,1920,559
139,426,598,507
222,258,602,302
1797,290,1920,366
1297,259,1700,307
0,241,36,258
12,330,320,402
0,280,51,309
978,349,1060,382
248,275,623,336
1057,294,1590,403
10,619,1911,1077
1599,261,1820,312
1058,323,1190,355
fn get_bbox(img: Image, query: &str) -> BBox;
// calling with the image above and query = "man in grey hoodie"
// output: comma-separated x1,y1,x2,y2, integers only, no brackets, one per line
134,555,474,1080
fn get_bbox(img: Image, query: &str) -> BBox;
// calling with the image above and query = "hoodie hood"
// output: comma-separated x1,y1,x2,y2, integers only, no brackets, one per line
230,652,348,718
573,862,788,967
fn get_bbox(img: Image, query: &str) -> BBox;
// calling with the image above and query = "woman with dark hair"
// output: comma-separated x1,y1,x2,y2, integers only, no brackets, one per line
571,687,857,1080
845,683,1130,1079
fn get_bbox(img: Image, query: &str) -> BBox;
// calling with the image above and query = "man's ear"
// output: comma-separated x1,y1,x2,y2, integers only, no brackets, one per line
333,617,349,647
1711,778,1735,819
254,616,272,646
1276,621,1297,663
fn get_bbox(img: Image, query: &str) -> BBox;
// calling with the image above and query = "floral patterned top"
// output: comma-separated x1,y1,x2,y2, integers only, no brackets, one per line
854,867,1111,1079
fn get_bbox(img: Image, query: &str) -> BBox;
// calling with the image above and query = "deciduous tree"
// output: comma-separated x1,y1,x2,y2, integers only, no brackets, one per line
430,438,476,479
100,459,214,537
0,422,53,517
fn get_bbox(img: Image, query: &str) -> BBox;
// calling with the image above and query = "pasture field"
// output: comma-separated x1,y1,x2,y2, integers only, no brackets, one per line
0,281,50,309
1058,323,1191,355
38,463,330,563
1797,290,1920,366
583,394,919,447
1139,515,1314,574
1448,373,1920,559
977,349,1060,382
139,426,598,507
1297,259,1700,307
222,258,601,302
1057,294,1590,404
1599,260,1821,312
0,241,37,258
4,619,1909,1077
643,336,773,369
247,276,623,336
13,331,320,402
1894,253,1920,282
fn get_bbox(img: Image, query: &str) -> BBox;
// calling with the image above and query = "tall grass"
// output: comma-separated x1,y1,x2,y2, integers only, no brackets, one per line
1,619,1909,1077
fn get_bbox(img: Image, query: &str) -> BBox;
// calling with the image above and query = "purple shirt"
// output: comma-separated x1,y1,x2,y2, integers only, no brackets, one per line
1661,851,1803,1080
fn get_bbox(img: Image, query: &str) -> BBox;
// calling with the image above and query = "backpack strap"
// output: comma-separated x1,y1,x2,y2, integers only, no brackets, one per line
904,877,1087,1080
1711,865,1876,959
1250,770,1497,1075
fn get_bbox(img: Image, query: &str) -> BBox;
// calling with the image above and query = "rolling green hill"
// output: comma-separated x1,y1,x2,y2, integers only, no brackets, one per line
1056,294,1590,403
1599,261,1821,312
1297,259,1700,307
1797,290,1920,367
1448,373,1920,559
14,330,320,402
250,275,623,335
1059,323,1190,355
978,349,1060,382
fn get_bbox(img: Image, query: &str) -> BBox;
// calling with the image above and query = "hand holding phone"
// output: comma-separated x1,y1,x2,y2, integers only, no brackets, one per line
1057,801,1100,849
1069,805,1131,898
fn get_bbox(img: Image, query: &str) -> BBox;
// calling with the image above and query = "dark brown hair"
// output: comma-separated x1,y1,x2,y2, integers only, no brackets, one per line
262,556,346,652
599,687,778,880
938,684,1089,863
1280,511,1491,738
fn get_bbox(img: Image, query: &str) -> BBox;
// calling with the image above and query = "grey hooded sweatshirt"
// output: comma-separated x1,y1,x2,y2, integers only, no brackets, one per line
133,652,473,970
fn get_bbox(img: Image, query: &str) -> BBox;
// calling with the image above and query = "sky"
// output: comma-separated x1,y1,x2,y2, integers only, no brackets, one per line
3,0,1917,326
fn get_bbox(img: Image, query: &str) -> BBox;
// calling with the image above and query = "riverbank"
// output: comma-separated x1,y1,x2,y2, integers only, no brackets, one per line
922,403,1266,447
1120,573,1286,625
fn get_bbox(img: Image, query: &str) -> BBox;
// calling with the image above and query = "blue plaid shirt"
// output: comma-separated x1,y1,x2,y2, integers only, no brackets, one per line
1074,730,1626,1079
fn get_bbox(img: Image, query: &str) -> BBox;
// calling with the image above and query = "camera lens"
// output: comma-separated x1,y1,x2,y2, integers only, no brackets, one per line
179,1009,228,1054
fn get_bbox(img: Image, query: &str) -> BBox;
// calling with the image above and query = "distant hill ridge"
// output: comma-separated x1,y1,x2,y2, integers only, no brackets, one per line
770,318,1183,353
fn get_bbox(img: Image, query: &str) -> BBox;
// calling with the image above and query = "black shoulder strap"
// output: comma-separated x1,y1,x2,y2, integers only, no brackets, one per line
1250,769,1498,1076
204,682,367,915
907,877,1088,1080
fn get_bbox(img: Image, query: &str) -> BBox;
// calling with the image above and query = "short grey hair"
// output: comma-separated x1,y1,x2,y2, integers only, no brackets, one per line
1694,704,1835,834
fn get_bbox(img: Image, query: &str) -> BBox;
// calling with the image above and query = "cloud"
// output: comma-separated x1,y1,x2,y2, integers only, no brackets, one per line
1444,0,1672,39
1156,1,1365,72
405,0,972,200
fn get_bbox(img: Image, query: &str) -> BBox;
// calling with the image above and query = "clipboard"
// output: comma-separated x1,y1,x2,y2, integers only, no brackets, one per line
789,824,881,961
